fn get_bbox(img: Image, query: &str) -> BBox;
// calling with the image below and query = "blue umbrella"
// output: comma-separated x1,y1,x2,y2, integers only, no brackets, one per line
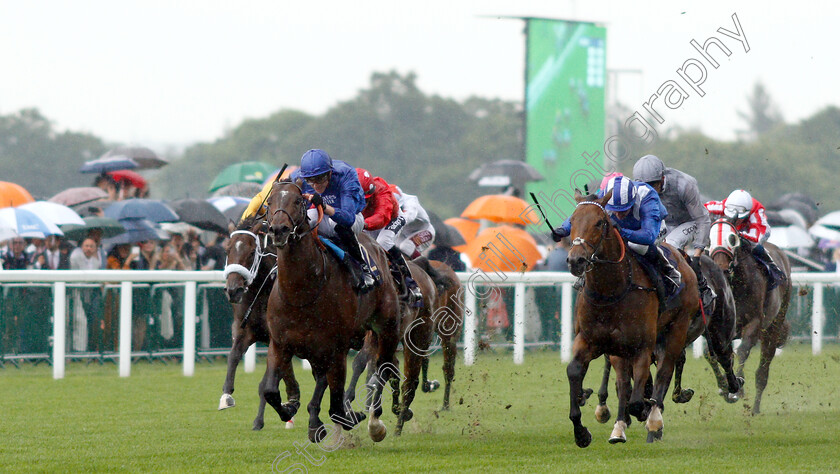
102,219,168,246
105,199,179,223
79,155,139,174
0,207,63,238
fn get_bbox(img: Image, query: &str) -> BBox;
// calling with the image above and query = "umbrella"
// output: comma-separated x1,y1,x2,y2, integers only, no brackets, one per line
814,211,840,230
809,224,840,242
462,225,542,272
0,219,16,241
49,187,109,207
107,170,147,189
0,208,63,238
168,198,228,234
105,199,179,223
767,226,814,249
102,218,167,246
60,216,126,241
211,182,264,198
461,194,539,225
79,155,139,173
101,146,167,170
209,162,277,192
18,201,85,226
444,217,480,252
263,165,299,185
426,211,466,248
208,196,250,213
0,181,35,207
468,160,544,193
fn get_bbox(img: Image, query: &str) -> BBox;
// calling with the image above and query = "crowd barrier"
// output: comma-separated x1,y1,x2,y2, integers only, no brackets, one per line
0,270,836,379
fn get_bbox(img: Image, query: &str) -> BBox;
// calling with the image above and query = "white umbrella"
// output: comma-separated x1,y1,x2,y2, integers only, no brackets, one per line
0,220,16,241
18,201,85,226
809,224,840,242
0,208,63,238
767,226,814,249
814,211,840,229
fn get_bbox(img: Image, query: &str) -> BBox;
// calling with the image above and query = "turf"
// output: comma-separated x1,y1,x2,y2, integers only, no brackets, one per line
2,343,839,473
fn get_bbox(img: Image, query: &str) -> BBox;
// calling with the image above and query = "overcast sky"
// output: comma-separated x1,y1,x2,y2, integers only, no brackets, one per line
0,0,836,148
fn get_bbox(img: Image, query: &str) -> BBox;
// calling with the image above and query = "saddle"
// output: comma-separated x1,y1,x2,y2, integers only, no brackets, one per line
318,236,384,286
632,245,684,314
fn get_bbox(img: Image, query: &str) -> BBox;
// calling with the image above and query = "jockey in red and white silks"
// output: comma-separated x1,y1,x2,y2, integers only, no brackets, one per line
704,191,770,244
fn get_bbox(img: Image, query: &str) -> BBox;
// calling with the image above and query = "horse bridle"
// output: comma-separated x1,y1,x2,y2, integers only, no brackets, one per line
270,182,311,248
710,219,741,277
223,227,276,286
571,201,625,271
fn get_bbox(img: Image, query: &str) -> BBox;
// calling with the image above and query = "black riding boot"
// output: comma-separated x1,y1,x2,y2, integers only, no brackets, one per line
334,225,375,293
650,246,682,299
752,243,786,288
689,255,716,313
387,247,423,306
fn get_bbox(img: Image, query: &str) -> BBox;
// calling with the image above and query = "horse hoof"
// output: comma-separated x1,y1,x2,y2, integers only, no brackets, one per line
309,421,326,443
595,404,611,424
646,428,663,443
573,425,592,448
441,403,450,411
608,421,627,444
674,388,694,404
285,417,295,429
402,408,414,422
369,420,387,442
579,388,594,407
218,394,235,410
252,420,264,431
280,402,299,422
427,380,440,392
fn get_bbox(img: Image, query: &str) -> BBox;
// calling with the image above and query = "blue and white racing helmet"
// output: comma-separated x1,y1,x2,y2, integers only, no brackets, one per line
604,175,636,212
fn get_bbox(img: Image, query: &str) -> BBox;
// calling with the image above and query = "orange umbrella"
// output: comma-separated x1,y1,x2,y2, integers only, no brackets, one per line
444,217,480,252
461,194,539,225
463,225,542,272
0,181,35,207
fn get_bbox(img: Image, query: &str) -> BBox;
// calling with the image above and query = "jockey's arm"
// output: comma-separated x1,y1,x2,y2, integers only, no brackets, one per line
617,198,661,246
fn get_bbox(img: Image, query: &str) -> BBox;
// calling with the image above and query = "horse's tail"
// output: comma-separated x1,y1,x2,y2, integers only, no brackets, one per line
413,257,457,293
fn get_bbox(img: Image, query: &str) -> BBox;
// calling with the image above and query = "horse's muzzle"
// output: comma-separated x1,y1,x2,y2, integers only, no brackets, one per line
270,224,291,248
226,285,245,304
567,255,587,277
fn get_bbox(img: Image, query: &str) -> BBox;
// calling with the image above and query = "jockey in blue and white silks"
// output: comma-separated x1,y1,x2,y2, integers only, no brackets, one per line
552,175,682,297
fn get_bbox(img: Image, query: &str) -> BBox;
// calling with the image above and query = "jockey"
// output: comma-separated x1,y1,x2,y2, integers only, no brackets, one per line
289,149,375,292
356,168,423,302
633,154,716,311
552,175,682,298
705,189,786,288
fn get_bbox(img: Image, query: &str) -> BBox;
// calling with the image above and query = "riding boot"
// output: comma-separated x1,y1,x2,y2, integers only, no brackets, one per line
650,246,682,299
688,255,716,313
752,243,786,289
334,225,375,293
388,247,423,307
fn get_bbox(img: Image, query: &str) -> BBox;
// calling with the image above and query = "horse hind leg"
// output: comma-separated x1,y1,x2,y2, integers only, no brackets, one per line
626,352,652,423
441,335,456,410
595,357,612,424
671,349,694,404
753,325,781,415
395,351,423,436
344,344,371,407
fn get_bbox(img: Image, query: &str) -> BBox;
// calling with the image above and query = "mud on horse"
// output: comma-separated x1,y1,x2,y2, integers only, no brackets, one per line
709,219,791,414
220,214,300,431
565,190,698,446
263,179,402,443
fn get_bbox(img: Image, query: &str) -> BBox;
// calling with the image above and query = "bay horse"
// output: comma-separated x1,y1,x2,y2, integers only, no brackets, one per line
220,215,299,430
591,254,743,423
565,190,698,446
343,259,437,436
709,219,791,414
263,179,401,443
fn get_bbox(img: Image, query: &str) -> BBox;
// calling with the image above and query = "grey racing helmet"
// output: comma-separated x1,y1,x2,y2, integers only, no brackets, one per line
633,154,666,183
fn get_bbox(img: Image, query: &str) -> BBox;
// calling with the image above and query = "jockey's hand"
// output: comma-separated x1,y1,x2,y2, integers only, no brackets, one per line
551,227,568,242
309,193,323,208
618,227,632,240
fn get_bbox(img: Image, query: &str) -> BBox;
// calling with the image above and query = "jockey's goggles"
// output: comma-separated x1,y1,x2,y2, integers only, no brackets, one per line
305,172,330,185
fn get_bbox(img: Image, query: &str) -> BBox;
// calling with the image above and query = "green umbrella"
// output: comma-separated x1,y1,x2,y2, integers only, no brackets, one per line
208,162,277,192
60,216,126,241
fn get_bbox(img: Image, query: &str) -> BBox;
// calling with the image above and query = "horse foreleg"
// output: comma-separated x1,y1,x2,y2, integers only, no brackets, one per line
627,350,652,423
441,334,457,410
736,318,761,381
219,331,255,410
263,342,292,422
253,369,268,431
344,343,371,407
671,349,694,404
753,323,782,415
647,322,688,443
395,350,422,436
704,330,743,402
307,368,330,443
367,317,401,443
608,356,630,444
327,354,367,436
567,335,594,448
595,357,612,423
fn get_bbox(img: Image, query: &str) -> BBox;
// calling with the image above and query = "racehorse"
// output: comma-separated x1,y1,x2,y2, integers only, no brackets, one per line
591,254,744,423
263,179,402,443
421,259,463,411
343,259,437,436
220,215,299,430
709,219,791,414
565,190,698,446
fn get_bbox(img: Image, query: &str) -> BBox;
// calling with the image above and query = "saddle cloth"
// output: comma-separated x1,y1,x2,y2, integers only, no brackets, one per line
318,236,383,286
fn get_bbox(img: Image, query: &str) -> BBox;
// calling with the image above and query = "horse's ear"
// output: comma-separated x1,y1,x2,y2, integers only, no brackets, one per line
598,189,613,207
574,189,585,202
227,220,236,233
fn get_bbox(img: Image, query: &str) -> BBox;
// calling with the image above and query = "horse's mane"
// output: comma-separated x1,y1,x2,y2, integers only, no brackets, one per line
581,192,599,202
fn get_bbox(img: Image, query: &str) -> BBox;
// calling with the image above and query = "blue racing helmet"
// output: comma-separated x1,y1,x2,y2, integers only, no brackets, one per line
299,149,334,178
604,175,636,212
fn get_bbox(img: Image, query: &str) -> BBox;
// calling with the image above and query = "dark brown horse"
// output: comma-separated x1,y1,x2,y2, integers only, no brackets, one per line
343,259,437,436
219,215,300,431
709,219,791,414
423,259,463,411
565,190,698,446
591,254,744,423
263,180,401,443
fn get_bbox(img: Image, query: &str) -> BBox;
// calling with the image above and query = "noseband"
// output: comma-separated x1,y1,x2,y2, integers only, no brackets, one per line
270,182,310,247
571,201,625,270
223,228,276,286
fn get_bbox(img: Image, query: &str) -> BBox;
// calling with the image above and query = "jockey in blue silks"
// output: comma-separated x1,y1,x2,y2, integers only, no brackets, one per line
290,149,375,292
551,175,682,297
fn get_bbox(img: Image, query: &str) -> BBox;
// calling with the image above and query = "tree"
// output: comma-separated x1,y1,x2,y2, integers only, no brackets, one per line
737,82,784,139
